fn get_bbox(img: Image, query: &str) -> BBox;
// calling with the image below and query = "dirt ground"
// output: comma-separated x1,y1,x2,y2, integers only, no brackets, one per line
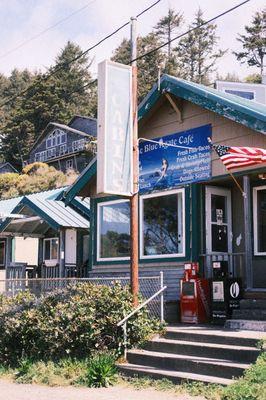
0,379,205,400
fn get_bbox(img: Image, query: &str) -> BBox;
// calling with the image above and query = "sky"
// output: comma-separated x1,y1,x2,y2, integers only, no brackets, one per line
0,0,264,80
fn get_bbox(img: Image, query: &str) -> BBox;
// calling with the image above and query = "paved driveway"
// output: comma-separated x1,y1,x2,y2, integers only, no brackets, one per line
0,379,205,400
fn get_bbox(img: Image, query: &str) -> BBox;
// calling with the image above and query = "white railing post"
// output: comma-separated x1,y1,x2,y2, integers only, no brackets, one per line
123,321,127,360
160,271,164,322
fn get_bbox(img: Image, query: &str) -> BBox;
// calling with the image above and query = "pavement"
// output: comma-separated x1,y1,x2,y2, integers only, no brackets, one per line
0,379,205,400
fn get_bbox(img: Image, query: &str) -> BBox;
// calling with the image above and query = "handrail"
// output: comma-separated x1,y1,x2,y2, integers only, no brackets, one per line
117,285,167,327
117,285,167,359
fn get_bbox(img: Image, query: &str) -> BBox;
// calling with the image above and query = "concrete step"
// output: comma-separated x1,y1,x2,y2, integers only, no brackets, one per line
127,349,249,379
240,299,266,310
165,326,261,347
144,338,260,363
118,363,233,386
225,319,266,332
232,309,266,321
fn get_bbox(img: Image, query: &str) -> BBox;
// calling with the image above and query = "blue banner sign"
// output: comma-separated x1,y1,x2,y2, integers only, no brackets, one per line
139,124,212,193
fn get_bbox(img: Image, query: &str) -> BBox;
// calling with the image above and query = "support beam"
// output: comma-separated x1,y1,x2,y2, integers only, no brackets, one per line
243,176,253,289
59,229,66,278
164,92,183,123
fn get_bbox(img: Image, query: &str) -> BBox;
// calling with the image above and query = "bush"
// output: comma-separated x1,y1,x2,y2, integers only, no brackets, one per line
0,283,161,365
222,353,266,400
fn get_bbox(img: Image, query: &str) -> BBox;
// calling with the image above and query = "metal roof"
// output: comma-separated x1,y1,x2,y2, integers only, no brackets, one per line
0,187,90,233
138,75,266,134
64,158,97,205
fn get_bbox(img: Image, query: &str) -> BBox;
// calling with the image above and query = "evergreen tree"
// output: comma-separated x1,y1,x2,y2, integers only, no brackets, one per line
0,41,96,167
175,9,226,84
153,8,183,73
112,33,165,101
234,9,266,76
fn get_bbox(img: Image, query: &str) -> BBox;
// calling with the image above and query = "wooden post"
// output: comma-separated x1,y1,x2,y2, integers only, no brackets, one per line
243,176,253,289
130,17,139,306
59,229,66,278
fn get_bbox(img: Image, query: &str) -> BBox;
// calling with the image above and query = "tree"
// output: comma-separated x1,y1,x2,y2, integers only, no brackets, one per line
175,9,226,84
0,41,96,167
245,73,262,83
0,162,78,199
112,33,165,101
234,9,266,76
216,72,241,82
153,8,183,73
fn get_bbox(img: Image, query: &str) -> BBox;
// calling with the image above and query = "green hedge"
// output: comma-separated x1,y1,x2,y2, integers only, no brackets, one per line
0,283,161,365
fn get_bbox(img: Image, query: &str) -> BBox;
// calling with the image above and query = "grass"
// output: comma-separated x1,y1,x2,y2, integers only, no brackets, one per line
0,349,265,399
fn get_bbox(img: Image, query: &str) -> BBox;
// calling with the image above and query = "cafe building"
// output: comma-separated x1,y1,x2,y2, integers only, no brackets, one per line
65,75,266,319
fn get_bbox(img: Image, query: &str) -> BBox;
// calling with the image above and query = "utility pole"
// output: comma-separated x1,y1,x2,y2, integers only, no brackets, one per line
130,17,139,306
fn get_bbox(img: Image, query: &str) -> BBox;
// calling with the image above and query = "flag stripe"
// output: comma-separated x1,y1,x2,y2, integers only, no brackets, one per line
213,144,266,170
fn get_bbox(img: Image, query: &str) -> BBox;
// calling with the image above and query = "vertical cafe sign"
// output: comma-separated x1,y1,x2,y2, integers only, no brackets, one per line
97,60,133,196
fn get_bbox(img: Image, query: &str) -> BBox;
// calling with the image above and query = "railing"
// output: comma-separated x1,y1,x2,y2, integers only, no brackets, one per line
117,285,167,359
199,252,245,278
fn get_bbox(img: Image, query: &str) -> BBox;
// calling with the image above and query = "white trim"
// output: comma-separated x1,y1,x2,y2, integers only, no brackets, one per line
43,237,59,262
205,186,232,255
139,188,186,259
97,199,130,262
253,185,266,256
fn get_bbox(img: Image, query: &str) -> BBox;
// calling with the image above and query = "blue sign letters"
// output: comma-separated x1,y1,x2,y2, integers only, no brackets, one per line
139,124,212,193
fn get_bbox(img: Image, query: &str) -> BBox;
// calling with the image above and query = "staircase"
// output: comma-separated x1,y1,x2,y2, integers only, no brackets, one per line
118,325,264,385
225,299,266,332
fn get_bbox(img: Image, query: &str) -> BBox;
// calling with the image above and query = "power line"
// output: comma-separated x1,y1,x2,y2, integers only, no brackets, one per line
0,0,98,60
132,0,251,62
0,0,162,109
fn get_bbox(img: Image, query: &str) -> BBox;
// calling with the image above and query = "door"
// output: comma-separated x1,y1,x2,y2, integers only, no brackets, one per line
206,186,232,256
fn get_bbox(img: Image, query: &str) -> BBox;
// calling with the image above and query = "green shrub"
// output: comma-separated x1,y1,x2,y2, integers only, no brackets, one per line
0,283,161,365
222,353,266,400
78,352,117,388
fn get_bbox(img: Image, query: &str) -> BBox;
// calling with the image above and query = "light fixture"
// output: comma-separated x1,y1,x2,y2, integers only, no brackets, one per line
258,173,266,180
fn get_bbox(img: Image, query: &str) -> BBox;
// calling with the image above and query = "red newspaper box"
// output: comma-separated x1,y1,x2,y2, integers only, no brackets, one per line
180,263,211,324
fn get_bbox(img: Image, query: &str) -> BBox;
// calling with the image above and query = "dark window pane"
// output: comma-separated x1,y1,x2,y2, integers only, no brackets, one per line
0,241,5,266
182,281,195,296
211,194,227,223
143,193,183,256
99,202,130,259
212,225,228,252
51,239,59,260
225,89,254,100
44,240,50,260
257,189,266,253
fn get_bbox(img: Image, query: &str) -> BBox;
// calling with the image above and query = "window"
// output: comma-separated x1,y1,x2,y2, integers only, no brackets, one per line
72,139,86,152
97,200,130,261
60,131,67,144
225,89,255,100
47,148,56,159
0,241,5,268
253,186,266,255
140,189,185,258
60,144,67,155
35,153,40,162
66,159,73,170
43,238,59,261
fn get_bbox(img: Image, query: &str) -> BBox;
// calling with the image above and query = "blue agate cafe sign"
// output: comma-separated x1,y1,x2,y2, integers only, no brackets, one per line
139,124,212,194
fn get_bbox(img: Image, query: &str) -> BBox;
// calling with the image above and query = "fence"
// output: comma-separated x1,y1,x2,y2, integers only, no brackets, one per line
0,273,164,319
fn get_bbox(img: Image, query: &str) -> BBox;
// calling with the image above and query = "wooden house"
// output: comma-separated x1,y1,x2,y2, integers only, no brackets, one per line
28,116,97,173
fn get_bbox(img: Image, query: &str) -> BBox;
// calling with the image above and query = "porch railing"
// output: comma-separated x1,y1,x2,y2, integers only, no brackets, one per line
41,263,87,279
199,252,245,278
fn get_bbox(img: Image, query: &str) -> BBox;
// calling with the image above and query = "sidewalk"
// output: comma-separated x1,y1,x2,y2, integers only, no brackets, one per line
0,379,205,400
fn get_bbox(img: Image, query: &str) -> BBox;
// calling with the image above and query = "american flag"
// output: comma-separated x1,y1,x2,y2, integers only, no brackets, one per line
213,144,266,170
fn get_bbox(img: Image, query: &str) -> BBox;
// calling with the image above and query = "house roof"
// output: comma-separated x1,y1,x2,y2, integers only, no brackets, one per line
63,76,266,203
64,158,97,205
0,162,18,173
138,75,266,134
0,187,90,234
29,117,97,153
68,116,97,137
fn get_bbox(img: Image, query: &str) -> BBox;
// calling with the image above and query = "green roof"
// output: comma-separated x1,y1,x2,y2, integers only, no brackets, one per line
138,75,266,134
